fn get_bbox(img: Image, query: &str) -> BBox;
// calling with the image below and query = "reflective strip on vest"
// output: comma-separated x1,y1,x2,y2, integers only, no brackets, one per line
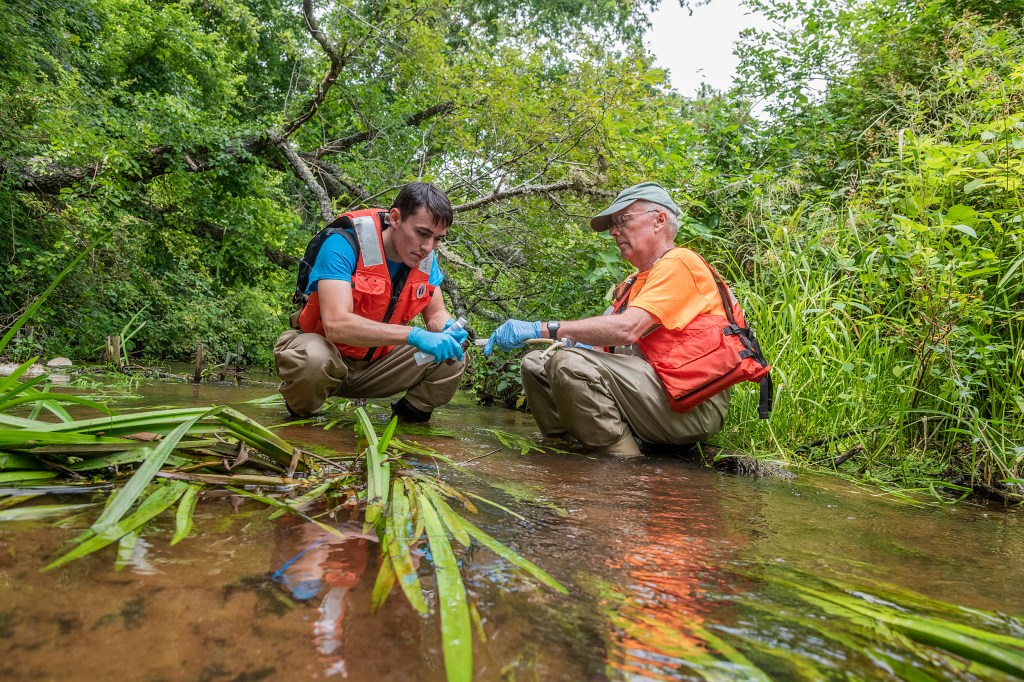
418,252,433,276
354,216,384,267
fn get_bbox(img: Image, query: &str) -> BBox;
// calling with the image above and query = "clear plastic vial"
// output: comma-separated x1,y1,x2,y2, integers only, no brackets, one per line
414,317,467,365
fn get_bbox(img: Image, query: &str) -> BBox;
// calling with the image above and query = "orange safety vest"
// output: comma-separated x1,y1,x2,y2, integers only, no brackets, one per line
608,248,773,418
295,208,437,362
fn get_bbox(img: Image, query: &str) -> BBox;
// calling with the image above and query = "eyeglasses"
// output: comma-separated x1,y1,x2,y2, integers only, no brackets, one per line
610,209,659,229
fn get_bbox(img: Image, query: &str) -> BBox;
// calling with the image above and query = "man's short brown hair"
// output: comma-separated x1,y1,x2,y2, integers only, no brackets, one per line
392,182,453,229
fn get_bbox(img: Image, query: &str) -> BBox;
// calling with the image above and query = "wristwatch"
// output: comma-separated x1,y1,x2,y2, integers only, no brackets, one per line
546,321,560,340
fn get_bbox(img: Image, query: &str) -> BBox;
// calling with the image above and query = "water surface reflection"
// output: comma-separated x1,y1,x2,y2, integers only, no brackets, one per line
0,382,1021,680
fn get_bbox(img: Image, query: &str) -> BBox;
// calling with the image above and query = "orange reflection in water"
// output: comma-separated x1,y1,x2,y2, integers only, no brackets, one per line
599,492,735,680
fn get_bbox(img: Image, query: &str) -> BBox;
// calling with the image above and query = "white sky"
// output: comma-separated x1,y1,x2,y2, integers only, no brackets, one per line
645,0,771,96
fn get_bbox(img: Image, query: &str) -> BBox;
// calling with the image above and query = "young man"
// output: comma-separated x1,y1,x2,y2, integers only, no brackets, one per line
484,182,733,456
275,182,467,423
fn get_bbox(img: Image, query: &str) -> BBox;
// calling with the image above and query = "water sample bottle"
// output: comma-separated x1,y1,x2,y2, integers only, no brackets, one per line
414,317,467,365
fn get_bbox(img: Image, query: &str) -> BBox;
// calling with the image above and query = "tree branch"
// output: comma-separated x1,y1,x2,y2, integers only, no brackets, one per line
311,101,454,159
273,134,334,226
281,0,348,139
303,156,370,202
2,137,271,196
452,172,605,213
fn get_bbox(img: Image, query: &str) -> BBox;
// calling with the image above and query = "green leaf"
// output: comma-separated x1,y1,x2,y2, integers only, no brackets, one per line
0,471,58,483
371,541,399,613
0,232,110,355
998,254,1024,289
0,503,96,521
944,204,975,224
357,408,390,528
418,489,473,682
448,512,567,595
0,392,115,417
385,480,428,614
33,407,211,435
225,487,349,541
45,480,190,571
378,416,399,454
951,224,977,238
268,480,332,521
0,429,136,450
171,484,202,545
422,487,471,547
0,453,41,469
214,407,296,469
90,412,206,535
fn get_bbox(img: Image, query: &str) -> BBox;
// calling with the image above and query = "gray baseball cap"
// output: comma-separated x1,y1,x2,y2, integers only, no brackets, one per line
590,181,680,231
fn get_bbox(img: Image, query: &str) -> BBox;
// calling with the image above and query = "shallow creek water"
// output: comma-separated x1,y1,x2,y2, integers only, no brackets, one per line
1,379,1022,681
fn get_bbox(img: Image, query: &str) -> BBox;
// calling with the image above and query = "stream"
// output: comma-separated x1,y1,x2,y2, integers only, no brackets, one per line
1,378,1022,680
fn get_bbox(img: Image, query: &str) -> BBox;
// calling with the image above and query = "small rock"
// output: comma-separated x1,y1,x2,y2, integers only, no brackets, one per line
46,357,73,367
0,362,45,377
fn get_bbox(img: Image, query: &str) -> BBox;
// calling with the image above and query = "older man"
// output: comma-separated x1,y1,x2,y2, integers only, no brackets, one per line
275,182,467,423
485,182,753,456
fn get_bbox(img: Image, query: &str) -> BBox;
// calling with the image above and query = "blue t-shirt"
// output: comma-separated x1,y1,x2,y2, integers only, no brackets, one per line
306,233,445,294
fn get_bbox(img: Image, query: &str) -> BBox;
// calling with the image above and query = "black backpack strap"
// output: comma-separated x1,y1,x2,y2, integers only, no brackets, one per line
610,275,638,314
697,254,774,419
293,216,360,304
758,374,774,420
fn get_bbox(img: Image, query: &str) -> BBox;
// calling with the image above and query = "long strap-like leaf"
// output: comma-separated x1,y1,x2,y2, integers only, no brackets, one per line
44,480,189,571
0,392,115,417
0,366,50,405
357,407,389,528
0,429,136,450
385,480,428,614
31,407,211,434
417,489,472,682
89,411,208,535
0,231,110,354
446,512,567,594
215,407,296,468
171,484,203,545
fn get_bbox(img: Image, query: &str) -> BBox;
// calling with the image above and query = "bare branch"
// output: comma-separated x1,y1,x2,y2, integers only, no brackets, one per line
281,0,348,139
311,102,454,158
273,134,334,226
452,173,606,213
3,136,272,196
303,156,371,203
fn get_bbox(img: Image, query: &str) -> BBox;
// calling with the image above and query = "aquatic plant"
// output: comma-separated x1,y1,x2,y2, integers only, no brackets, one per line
0,386,566,681
579,566,1024,681
733,567,1024,680
1,276,566,682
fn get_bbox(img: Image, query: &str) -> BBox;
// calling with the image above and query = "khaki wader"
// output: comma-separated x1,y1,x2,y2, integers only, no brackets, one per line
274,329,466,417
521,348,730,456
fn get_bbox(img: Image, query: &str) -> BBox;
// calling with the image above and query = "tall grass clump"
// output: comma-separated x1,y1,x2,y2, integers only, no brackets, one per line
716,18,1024,501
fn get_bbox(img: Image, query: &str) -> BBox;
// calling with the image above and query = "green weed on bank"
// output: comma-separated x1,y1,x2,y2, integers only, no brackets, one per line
715,33,1024,500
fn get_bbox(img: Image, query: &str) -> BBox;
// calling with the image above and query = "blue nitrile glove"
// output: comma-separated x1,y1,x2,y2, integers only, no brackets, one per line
408,326,465,362
442,318,469,345
484,320,541,355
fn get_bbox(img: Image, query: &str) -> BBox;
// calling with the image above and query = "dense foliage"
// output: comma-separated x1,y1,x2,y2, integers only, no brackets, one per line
1,0,1021,497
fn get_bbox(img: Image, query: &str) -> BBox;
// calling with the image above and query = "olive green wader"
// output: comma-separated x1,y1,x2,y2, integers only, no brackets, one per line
274,329,466,417
520,347,730,457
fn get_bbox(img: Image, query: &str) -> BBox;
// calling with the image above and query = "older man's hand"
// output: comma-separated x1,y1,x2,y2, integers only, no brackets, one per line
483,320,541,355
